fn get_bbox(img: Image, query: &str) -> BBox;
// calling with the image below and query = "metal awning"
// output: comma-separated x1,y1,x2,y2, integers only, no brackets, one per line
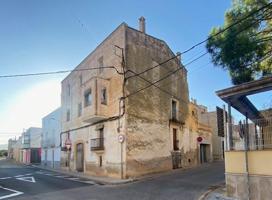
216,75,272,121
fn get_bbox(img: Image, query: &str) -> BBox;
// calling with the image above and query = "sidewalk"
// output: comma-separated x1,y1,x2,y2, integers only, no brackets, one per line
200,184,237,200
30,164,134,185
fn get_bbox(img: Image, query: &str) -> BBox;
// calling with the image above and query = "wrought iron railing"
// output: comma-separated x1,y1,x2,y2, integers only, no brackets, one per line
90,138,104,150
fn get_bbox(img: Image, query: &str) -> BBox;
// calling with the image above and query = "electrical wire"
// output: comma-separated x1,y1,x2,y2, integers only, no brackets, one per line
0,66,123,78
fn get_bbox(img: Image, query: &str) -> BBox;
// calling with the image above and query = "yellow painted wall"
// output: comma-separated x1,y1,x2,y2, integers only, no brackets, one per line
225,151,246,173
225,150,272,176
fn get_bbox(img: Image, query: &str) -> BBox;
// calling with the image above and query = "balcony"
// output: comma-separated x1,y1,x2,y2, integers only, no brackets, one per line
82,114,107,124
90,138,104,151
22,143,30,149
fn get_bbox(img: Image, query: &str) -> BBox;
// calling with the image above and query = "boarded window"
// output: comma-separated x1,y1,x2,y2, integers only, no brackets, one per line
84,89,92,107
171,100,177,120
101,88,107,105
78,103,82,117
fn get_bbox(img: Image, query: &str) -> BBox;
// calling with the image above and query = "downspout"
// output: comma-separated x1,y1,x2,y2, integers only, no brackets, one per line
228,103,233,150
244,114,250,200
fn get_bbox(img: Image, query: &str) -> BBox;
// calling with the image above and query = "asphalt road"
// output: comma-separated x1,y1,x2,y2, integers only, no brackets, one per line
0,159,225,200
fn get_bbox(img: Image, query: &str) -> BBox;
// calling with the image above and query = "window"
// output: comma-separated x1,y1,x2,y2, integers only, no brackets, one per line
79,74,83,85
99,128,104,138
98,56,103,73
78,103,82,117
101,88,107,105
173,128,179,150
99,156,102,167
66,109,70,122
171,100,177,120
23,134,30,144
67,84,71,96
84,89,92,107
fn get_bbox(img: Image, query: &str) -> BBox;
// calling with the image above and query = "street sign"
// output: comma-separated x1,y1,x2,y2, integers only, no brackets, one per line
118,134,125,143
216,106,225,137
197,136,203,143
65,138,72,150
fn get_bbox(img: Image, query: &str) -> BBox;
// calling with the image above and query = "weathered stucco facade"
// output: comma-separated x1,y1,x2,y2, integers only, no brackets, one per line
61,18,212,178
181,101,213,168
201,110,225,160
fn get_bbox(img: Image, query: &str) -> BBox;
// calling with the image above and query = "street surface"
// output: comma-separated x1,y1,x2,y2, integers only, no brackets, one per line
0,159,224,200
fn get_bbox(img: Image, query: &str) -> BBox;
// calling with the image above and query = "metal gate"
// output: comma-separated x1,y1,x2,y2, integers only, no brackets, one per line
171,151,182,169
76,143,84,172
200,144,207,163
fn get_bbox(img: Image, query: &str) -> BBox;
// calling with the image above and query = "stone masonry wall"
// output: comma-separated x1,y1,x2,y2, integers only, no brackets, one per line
124,27,189,177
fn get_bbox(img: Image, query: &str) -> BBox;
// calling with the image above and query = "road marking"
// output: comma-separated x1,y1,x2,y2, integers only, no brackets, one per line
0,177,11,180
0,186,23,199
14,175,25,178
16,176,36,183
24,173,32,176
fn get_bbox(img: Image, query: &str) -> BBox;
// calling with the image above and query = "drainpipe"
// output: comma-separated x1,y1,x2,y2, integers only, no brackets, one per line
244,114,250,200
227,104,233,150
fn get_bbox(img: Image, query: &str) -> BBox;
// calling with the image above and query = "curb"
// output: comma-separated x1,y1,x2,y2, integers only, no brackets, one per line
30,164,134,185
198,184,224,200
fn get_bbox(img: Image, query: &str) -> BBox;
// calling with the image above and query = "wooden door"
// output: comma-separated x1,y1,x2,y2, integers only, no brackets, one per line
76,143,84,172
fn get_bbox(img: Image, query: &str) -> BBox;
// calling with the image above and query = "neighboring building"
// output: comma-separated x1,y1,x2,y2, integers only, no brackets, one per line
201,109,225,160
217,75,272,200
41,108,61,169
13,136,22,162
7,138,17,159
181,100,213,168
21,127,42,164
61,17,190,178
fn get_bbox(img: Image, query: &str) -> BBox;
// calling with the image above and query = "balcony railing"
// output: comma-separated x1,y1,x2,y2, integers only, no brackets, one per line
90,138,104,151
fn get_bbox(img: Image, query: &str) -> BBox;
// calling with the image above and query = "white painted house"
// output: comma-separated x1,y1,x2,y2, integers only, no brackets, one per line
41,108,61,169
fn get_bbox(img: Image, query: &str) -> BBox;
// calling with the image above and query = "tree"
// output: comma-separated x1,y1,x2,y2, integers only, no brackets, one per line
206,0,272,85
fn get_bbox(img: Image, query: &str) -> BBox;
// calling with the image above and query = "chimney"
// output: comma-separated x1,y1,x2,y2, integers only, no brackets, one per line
139,16,146,33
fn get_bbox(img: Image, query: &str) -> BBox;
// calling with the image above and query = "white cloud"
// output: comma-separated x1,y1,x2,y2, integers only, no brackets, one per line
0,79,61,144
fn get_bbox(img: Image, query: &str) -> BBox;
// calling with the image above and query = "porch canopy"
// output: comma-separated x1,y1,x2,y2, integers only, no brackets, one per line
216,75,272,121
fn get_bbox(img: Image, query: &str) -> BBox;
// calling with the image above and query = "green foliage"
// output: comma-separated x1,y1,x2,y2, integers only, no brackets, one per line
206,0,272,85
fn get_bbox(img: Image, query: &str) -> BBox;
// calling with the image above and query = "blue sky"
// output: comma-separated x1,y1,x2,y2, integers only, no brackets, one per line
0,0,271,144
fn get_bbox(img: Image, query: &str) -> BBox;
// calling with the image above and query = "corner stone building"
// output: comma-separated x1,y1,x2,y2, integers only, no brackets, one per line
61,18,189,178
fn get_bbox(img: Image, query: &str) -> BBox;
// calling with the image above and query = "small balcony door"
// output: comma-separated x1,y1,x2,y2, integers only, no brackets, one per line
76,143,84,172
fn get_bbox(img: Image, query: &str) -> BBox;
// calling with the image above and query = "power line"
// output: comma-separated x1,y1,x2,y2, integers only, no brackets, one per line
0,3,270,80
126,54,181,79
58,4,272,134
126,4,271,82
125,52,208,99
0,66,122,78
125,12,271,99
179,2,272,55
